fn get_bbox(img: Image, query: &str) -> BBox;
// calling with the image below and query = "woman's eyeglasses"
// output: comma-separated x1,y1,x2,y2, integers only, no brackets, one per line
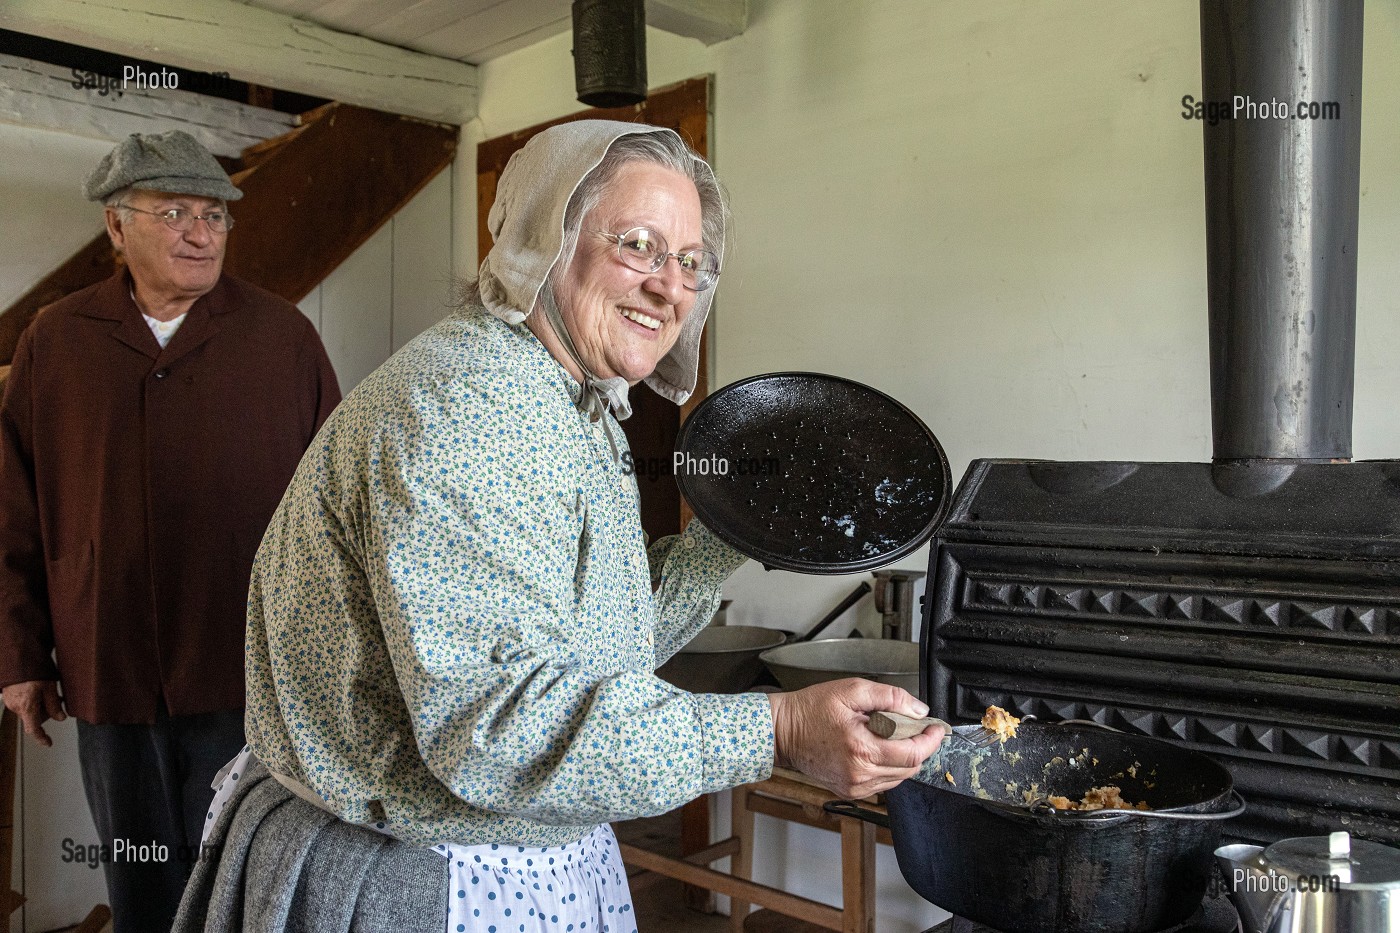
597,227,719,292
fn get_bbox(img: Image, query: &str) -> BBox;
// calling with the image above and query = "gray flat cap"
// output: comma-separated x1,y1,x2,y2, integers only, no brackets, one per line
84,130,242,202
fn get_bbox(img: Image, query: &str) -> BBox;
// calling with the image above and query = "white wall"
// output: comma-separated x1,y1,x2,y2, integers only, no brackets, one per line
0,123,115,311
476,2,1400,929
298,167,457,392
0,122,454,932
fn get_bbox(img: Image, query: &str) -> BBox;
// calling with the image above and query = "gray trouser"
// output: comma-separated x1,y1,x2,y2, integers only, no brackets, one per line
76,705,245,933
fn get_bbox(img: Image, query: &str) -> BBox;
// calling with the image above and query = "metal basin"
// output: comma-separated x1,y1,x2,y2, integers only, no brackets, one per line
657,625,787,694
759,638,920,693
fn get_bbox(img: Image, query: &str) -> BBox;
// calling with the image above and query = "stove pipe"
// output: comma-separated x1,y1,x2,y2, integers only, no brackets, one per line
1200,0,1363,462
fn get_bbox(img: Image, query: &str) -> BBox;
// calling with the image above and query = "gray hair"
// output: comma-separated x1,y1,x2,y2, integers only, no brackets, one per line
460,130,728,308
554,131,728,281
104,187,135,225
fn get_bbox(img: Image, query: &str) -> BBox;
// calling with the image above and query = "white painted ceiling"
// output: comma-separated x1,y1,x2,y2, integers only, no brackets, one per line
236,0,745,65
238,0,611,65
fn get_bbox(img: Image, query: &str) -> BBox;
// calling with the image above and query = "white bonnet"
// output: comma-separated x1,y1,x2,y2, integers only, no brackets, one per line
477,119,723,415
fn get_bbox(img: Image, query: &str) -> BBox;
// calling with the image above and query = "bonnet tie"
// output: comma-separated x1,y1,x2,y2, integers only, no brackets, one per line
538,291,630,463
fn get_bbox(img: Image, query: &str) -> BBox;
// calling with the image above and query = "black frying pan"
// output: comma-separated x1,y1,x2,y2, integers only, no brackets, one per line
675,373,950,574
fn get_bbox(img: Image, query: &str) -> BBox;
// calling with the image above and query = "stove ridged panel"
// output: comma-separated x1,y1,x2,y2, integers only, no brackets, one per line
925,459,1400,846
960,574,1400,642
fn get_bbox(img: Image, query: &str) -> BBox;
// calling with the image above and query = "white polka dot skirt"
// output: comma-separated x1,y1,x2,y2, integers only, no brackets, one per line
202,744,254,846
203,747,638,933
436,827,637,933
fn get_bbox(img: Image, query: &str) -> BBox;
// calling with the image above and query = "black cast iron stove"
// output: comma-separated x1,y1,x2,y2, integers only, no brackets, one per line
923,0,1400,850
922,458,1400,845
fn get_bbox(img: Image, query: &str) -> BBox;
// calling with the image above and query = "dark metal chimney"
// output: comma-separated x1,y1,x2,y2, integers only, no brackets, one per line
922,0,1399,850
1201,0,1364,462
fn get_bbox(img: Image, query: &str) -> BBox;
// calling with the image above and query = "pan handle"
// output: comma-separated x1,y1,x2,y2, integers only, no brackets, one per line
1025,788,1248,822
822,799,891,829
1050,717,1123,733
800,582,873,642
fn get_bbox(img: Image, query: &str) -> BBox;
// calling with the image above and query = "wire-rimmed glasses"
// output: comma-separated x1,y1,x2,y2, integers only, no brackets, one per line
118,204,235,234
597,226,720,291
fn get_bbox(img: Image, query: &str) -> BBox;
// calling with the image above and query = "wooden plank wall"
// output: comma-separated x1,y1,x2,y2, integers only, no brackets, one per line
299,167,456,392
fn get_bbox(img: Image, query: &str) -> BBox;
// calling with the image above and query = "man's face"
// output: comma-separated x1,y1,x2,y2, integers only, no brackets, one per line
552,162,704,385
106,189,227,300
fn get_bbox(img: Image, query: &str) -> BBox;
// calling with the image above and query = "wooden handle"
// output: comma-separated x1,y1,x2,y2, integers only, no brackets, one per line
867,711,949,740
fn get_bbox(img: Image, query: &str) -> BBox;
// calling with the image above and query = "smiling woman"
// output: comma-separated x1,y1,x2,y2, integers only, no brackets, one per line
483,125,730,424
174,120,944,933
541,160,706,385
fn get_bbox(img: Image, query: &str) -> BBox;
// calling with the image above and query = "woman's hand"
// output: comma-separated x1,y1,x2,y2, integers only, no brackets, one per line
767,678,944,799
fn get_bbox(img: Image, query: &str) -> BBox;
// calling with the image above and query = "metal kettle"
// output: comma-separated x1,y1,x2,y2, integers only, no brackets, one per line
1215,832,1400,933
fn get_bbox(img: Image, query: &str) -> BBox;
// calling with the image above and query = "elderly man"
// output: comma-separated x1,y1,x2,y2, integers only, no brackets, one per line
0,130,340,932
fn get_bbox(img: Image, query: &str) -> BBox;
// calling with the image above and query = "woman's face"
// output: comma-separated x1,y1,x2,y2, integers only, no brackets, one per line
553,161,704,385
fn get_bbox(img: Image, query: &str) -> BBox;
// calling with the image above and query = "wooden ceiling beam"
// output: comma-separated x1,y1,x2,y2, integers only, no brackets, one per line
449,0,747,62
0,0,478,124
0,53,297,158
647,0,747,46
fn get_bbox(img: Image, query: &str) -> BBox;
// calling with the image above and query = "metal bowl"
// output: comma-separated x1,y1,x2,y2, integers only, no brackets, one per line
759,638,920,693
657,625,788,694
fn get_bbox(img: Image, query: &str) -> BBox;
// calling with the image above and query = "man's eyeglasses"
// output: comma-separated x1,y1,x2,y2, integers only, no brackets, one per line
596,227,720,292
118,204,234,234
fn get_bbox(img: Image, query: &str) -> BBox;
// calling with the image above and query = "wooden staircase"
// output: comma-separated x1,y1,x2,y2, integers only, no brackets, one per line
0,103,458,368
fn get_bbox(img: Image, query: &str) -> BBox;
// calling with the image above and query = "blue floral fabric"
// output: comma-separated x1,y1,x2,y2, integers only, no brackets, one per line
245,302,772,847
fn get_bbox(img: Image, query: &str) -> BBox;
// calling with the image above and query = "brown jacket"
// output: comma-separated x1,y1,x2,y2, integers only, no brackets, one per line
0,270,340,723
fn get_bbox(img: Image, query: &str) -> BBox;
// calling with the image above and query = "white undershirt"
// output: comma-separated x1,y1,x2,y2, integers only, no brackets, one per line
143,312,187,349
130,282,187,349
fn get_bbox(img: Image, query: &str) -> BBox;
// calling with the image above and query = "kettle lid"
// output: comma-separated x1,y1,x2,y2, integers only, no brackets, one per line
1266,831,1400,889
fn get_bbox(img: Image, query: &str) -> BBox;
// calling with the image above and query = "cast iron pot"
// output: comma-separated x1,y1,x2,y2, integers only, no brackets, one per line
827,720,1246,933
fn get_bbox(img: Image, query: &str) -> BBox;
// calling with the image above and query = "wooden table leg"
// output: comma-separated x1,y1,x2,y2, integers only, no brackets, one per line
681,797,716,912
620,775,886,933
729,784,755,933
839,811,875,933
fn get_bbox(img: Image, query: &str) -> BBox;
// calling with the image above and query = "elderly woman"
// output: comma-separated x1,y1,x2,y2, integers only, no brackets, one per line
175,121,942,932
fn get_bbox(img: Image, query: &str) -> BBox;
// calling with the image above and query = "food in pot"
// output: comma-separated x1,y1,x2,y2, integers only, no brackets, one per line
980,705,1021,743
1045,785,1150,811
